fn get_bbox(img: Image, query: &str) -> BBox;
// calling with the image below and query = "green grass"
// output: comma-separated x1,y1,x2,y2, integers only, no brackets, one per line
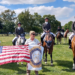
0,35,75,75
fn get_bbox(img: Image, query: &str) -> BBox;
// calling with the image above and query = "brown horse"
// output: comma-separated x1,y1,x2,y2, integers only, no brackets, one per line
43,33,54,65
56,32,62,44
64,29,69,43
71,36,75,70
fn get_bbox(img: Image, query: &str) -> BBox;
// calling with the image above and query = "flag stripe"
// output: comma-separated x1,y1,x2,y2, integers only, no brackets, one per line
0,45,30,65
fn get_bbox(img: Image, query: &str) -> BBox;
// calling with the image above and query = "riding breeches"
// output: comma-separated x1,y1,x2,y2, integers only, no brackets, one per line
69,32,75,40
12,36,18,42
41,32,55,38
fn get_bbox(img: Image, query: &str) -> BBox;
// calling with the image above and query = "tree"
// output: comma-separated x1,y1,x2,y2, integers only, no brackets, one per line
18,10,31,32
0,9,16,34
64,21,73,32
0,9,16,22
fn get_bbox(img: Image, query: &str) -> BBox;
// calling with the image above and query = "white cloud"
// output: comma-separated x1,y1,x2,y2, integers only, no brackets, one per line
70,4,75,7
61,16,75,25
0,0,56,4
14,6,73,26
63,0,75,3
0,5,8,13
14,6,73,18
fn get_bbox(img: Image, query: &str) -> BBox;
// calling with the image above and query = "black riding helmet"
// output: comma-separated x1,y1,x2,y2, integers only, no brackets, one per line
17,22,21,25
45,17,49,20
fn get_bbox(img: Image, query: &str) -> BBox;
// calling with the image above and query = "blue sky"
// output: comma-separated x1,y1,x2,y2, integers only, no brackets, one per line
0,0,75,26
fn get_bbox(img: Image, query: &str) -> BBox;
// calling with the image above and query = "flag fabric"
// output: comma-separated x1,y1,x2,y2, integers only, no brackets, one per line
0,45,30,65
28,45,44,71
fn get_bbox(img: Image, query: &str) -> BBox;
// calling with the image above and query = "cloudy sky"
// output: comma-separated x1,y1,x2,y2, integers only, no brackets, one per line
0,0,75,26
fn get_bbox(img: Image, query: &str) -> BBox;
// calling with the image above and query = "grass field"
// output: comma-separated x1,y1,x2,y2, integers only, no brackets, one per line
0,35,75,75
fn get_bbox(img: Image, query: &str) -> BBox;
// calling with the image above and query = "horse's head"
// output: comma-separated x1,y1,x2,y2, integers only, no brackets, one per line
66,29,69,33
44,33,53,48
16,36,25,45
57,32,61,38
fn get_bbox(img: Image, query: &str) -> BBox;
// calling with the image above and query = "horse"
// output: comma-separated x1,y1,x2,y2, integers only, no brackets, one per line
43,33,54,65
64,29,69,43
56,32,62,44
16,35,26,65
71,36,75,70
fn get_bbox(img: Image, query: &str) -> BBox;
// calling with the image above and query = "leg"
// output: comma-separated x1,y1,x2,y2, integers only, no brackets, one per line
12,37,17,45
41,32,45,45
73,57,75,70
69,39,71,49
50,54,53,66
27,64,31,75
21,62,23,65
45,49,47,64
35,71,39,75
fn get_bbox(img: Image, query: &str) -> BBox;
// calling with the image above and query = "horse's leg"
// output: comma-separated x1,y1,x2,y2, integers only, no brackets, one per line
57,39,58,44
17,62,19,65
73,57,75,70
45,49,47,64
21,62,23,65
50,53,53,66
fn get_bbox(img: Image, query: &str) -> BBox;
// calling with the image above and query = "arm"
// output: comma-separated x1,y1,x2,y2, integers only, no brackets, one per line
42,23,47,32
15,28,18,36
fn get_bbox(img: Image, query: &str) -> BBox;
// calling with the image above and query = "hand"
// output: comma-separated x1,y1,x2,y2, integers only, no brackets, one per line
38,43,42,46
25,44,29,46
48,30,50,33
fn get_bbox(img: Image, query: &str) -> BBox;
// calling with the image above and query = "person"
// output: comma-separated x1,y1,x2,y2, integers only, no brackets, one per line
25,31,42,75
56,26,61,34
41,17,55,45
12,22,24,45
61,27,64,37
69,21,75,49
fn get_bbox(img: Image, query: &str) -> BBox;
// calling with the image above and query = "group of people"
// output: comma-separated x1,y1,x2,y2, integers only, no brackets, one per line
12,17,75,75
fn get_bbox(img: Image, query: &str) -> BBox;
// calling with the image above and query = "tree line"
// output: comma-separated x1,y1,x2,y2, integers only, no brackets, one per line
1,9,73,34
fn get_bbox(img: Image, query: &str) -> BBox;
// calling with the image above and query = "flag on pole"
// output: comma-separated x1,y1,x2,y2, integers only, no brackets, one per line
0,45,30,65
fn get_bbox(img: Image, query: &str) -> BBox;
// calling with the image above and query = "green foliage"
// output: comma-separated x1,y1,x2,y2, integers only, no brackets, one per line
64,21,73,32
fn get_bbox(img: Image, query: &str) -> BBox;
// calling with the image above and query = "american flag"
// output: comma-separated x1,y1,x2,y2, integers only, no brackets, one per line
0,45,30,65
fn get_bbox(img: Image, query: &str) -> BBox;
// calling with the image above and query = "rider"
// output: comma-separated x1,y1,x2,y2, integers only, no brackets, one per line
56,26,61,36
61,27,64,37
69,21,75,49
12,22,24,45
41,17,55,45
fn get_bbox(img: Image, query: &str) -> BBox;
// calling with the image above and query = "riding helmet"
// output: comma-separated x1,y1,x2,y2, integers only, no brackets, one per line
17,22,21,25
45,17,49,20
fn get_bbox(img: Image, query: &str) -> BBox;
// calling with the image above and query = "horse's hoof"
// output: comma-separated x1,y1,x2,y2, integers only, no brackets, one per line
17,63,19,65
51,63,53,66
45,62,47,64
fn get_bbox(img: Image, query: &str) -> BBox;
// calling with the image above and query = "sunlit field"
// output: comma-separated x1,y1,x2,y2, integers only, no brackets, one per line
0,35,75,75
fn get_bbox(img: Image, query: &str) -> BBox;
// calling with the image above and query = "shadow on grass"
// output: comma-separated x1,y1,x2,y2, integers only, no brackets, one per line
55,60,75,72
0,62,26,74
42,64,50,72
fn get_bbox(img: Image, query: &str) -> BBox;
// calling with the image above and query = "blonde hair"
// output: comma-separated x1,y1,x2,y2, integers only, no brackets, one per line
30,31,35,35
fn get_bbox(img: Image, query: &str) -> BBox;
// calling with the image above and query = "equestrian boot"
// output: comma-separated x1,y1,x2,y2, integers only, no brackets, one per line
12,40,15,45
41,37,43,46
69,39,71,49
41,35,45,46
53,36,56,45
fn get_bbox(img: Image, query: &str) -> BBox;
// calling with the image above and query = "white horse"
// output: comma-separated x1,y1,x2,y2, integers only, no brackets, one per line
16,35,26,65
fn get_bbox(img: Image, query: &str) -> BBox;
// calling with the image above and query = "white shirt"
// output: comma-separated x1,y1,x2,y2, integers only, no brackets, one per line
25,38,40,45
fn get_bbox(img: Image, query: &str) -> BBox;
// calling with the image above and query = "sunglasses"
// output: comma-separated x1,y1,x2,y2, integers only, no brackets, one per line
32,34,35,35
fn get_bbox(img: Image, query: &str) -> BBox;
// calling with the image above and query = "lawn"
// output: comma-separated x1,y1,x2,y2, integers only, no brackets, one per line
0,35,75,75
